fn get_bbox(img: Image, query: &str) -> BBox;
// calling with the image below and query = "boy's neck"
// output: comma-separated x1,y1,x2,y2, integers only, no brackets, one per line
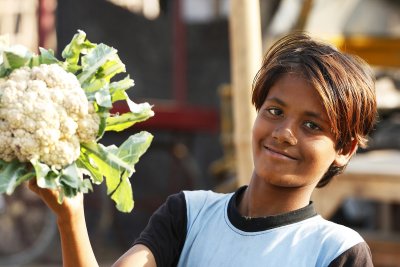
237,177,314,218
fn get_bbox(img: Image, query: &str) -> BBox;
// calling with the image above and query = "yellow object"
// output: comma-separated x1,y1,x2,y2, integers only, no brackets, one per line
327,35,400,68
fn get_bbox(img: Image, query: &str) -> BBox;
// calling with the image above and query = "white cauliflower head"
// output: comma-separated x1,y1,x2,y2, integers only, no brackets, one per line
0,64,100,169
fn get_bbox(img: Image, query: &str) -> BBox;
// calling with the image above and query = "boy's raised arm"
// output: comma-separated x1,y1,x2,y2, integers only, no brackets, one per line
28,180,156,267
57,206,99,267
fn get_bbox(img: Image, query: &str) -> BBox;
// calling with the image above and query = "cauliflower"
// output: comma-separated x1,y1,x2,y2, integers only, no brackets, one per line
0,30,154,212
0,64,100,169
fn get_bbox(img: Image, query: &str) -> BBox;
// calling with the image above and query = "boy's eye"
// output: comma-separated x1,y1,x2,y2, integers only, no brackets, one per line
304,121,321,131
267,108,282,116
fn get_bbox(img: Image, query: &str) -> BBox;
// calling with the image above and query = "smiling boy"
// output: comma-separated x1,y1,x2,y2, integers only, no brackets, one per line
30,32,377,267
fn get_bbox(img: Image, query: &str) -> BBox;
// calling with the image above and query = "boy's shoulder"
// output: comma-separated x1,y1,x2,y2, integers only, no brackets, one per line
310,216,364,240
182,189,231,209
182,189,233,223
303,215,365,257
183,188,229,199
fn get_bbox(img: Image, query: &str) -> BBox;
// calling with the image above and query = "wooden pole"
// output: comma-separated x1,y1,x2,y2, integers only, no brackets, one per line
229,0,262,186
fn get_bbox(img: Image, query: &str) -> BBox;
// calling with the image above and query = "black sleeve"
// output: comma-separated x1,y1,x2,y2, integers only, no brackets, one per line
133,192,187,267
328,242,374,267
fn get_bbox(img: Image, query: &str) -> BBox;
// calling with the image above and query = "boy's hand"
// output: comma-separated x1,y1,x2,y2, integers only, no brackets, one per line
28,179,84,222
29,179,99,267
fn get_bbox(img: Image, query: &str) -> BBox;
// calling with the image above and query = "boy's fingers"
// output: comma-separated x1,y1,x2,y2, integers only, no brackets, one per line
28,179,59,200
28,179,39,194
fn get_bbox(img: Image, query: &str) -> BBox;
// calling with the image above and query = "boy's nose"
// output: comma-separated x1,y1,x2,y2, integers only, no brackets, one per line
272,125,297,145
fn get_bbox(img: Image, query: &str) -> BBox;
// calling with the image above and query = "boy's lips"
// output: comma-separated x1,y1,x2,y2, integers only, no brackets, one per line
264,145,298,160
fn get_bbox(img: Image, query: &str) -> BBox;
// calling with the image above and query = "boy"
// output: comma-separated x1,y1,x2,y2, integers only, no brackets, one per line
30,32,377,266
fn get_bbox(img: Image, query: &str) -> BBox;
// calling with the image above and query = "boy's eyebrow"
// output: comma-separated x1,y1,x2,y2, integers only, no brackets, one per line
266,97,286,106
304,111,326,122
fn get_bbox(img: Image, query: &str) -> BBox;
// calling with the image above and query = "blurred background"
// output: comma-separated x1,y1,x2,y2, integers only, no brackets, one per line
0,0,400,266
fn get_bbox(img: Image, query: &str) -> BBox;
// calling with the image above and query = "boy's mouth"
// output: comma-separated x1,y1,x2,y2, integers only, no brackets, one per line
264,145,298,160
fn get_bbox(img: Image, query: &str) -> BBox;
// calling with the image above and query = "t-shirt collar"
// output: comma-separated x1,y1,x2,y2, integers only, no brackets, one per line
227,185,317,232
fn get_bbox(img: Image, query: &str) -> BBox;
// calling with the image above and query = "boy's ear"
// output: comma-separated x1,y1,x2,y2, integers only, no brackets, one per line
334,139,358,167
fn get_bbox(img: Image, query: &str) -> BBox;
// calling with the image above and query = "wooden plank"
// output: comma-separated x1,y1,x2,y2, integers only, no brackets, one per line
367,239,400,267
16,1,38,49
0,0,38,50
0,0,18,33
312,150,400,218
229,0,262,186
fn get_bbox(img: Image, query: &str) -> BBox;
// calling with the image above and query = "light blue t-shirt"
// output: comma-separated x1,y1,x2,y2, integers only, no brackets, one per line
177,189,366,267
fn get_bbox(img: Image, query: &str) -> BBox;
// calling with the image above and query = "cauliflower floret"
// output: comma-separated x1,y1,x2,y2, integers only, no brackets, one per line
59,115,79,140
10,129,41,162
0,64,100,169
0,120,14,161
77,103,100,142
31,64,89,119
40,137,81,170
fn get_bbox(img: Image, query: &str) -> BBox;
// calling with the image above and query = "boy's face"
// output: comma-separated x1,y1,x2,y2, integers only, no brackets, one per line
252,73,351,189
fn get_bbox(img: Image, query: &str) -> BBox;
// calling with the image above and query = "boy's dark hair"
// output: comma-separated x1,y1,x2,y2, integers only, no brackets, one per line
252,32,377,187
